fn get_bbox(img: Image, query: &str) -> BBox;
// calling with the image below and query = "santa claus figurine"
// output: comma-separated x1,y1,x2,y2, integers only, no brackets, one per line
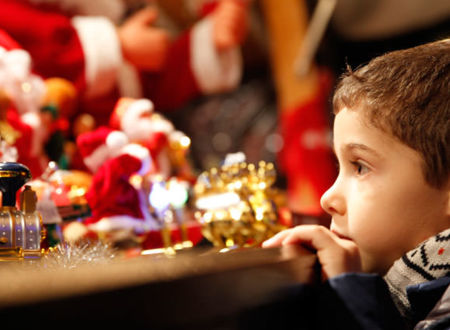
109,96,194,182
73,126,160,243
0,0,249,128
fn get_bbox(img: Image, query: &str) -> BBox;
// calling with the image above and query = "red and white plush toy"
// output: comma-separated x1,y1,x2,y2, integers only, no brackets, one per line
71,126,160,240
109,97,192,181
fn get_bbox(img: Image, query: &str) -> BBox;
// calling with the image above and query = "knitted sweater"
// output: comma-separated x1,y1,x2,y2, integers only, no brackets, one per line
384,228,450,327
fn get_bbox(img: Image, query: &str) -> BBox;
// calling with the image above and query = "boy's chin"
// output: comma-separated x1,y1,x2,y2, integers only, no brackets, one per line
360,254,392,275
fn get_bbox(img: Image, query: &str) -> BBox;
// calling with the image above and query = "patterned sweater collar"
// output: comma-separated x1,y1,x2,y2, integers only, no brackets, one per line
384,228,450,320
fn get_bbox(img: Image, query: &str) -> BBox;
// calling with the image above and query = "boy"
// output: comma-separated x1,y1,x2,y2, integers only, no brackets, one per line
262,38,449,329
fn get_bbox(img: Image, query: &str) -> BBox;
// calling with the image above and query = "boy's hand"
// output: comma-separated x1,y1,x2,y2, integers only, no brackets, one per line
118,7,170,71
262,225,362,280
212,0,249,52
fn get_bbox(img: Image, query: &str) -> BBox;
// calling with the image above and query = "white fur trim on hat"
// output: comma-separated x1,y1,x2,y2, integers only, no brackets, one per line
120,144,153,176
106,130,129,153
190,17,242,94
84,144,109,173
84,131,128,173
120,143,150,161
72,16,122,98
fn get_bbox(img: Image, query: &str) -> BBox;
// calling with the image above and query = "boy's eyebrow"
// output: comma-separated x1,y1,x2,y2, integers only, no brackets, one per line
344,143,382,158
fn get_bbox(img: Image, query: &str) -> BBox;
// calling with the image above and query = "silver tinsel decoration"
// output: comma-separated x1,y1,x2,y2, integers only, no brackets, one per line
25,240,117,270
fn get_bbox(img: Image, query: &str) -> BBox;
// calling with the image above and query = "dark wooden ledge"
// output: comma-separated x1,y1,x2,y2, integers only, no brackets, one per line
0,245,318,328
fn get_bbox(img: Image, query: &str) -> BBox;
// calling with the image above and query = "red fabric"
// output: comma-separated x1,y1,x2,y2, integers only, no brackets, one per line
78,90,122,127
144,131,169,160
0,28,20,50
140,30,201,112
0,0,87,92
199,1,219,17
76,126,114,161
141,222,204,250
278,70,337,216
84,154,144,224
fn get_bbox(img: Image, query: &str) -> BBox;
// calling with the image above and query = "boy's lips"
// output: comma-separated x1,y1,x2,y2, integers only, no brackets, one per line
331,229,351,241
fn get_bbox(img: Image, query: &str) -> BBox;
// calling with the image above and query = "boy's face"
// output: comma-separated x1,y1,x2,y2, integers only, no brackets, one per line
321,107,449,274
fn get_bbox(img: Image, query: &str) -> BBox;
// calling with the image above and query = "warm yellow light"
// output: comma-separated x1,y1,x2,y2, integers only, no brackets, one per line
180,136,191,148
225,238,234,247
230,208,242,220
203,211,212,222
195,192,240,210
216,210,225,220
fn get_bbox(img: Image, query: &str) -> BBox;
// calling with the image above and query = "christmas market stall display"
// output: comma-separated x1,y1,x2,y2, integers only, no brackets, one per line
0,27,289,259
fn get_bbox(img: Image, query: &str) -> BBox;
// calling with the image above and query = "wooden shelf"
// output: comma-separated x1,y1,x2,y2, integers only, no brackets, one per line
0,245,318,328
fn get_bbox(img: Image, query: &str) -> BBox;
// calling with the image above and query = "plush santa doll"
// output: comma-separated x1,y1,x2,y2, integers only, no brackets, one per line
0,0,248,127
109,97,193,181
75,126,160,236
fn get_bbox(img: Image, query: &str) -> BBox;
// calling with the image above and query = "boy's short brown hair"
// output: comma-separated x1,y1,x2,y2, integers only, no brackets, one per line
333,39,449,188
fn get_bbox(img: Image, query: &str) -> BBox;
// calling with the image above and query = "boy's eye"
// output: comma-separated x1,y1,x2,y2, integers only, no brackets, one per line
351,161,369,175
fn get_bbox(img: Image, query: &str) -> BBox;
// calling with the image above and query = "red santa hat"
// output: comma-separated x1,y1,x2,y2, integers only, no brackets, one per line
76,126,129,173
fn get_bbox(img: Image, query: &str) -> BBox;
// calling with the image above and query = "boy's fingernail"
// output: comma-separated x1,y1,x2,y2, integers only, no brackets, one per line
262,238,274,247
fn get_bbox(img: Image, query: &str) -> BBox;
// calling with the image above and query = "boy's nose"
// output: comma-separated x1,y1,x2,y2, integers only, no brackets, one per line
320,180,345,216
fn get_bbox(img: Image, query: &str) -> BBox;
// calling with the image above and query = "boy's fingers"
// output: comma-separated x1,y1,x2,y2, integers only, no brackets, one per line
282,225,336,250
262,225,332,248
264,225,362,279
262,230,291,247
262,225,325,247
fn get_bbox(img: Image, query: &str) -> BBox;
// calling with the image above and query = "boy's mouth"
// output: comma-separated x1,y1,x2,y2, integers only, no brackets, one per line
330,221,352,240
331,229,351,241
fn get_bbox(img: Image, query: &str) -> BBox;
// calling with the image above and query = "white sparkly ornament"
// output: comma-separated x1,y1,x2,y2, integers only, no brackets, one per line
27,240,116,270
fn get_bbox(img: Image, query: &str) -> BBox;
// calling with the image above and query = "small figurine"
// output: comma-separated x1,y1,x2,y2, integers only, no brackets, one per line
109,97,194,181
65,126,159,247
